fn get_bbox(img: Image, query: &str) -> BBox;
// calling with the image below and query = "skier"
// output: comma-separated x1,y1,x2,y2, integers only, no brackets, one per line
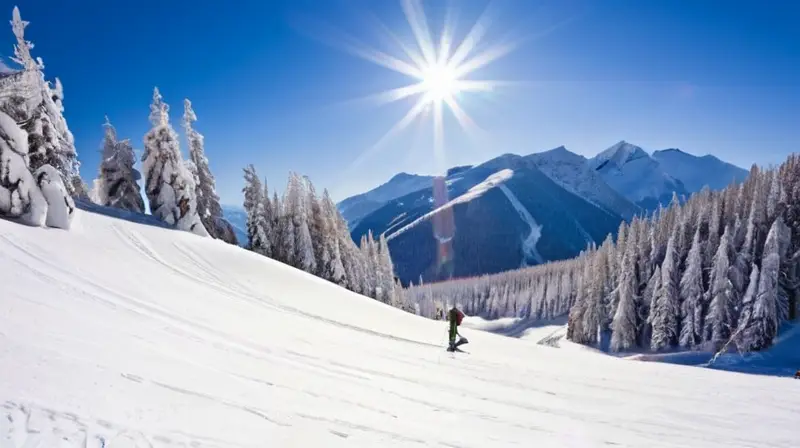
447,305,468,352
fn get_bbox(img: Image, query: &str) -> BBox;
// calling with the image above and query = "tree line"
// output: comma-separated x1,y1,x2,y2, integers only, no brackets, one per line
240,167,411,307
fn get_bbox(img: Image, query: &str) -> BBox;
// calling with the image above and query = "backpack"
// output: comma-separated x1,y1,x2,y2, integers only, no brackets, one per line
450,308,464,326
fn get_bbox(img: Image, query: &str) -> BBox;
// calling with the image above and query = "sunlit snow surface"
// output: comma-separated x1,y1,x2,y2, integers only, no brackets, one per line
1,208,798,447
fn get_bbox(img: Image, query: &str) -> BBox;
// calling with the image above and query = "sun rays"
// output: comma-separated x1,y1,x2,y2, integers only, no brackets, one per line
331,0,520,173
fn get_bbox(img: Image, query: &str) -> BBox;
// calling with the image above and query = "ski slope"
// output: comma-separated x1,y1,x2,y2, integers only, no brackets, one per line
1,207,798,448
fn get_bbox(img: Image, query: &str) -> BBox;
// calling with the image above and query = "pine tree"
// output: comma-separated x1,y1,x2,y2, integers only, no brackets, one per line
304,177,330,277
740,217,786,351
183,99,236,244
377,233,396,303
732,265,759,350
242,165,271,256
610,231,640,352
651,232,680,351
640,265,661,347
679,228,704,348
706,225,735,349
290,174,316,273
10,7,79,193
142,88,207,236
321,189,346,285
91,117,145,213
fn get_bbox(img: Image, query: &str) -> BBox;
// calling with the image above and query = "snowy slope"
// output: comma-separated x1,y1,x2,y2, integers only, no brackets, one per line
652,148,749,193
589,141,688,209
527,146,641,219
337,172,435,226
2,208,799,447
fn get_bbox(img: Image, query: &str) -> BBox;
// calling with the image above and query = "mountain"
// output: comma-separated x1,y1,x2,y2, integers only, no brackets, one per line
352,153,623,285
1,199,794,447
337,172,435,227
221,204,248,246
652,148,749,192
526,146,641,220
589,140,689,210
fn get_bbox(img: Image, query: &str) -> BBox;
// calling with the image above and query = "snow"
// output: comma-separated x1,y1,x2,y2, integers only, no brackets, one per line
496,183,544,264
0,109,28,155
527,146,640,219
0,110,46,227
589,141,650,171
623,324,800,377
589,141,686,205
652,148,749,193
388,169,514,240
33,164,75,229
462,316,567,342
1,207,799,447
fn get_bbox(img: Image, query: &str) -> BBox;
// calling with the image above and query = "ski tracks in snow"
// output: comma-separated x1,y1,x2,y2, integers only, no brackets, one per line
497,185,544,264
0,401,223,448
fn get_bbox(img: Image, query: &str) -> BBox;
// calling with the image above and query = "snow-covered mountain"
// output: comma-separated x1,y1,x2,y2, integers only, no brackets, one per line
589,140,689,210
653,148,749,193
2,201,797,447
337,172,435,227
352,153,623,285
527,146,641,220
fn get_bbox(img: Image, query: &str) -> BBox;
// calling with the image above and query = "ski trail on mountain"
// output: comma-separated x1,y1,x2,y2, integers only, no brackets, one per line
497,184,544,264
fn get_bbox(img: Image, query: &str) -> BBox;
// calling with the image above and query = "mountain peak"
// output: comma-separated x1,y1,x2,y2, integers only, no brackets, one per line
389,172,418,182
653,148,687,156
590,141,649,170
527,145,586,164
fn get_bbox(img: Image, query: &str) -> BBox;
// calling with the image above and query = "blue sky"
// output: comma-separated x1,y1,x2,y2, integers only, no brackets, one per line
2,0,798,205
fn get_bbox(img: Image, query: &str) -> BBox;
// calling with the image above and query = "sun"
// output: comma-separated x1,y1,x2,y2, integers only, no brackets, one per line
419,63,459,103
324,0,520,172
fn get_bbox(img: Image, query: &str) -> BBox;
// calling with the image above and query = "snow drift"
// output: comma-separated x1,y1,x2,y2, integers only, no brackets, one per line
1,207,798,447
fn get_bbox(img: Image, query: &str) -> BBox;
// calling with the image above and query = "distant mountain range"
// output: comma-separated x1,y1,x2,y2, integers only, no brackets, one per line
338,172,435,227
221,205,248,247
339,141,749,285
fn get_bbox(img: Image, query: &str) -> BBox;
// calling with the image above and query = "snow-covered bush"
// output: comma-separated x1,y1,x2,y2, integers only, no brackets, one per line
0,110,46,226
33,164,75,229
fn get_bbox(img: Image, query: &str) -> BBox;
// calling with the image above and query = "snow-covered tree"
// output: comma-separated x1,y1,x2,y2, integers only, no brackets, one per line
9,7,79,194
141,87,207,236
610,230,640,352
288,173,315,272
640,265,661,346
706,225,736,349
732,265,760,350
740,217,787,351
679,228,704,348
90,117,145,213
183,99,236,244
321,189,346,284
377,233,396,303
304,177,331,277
242,165,271,255
650,232,680,351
